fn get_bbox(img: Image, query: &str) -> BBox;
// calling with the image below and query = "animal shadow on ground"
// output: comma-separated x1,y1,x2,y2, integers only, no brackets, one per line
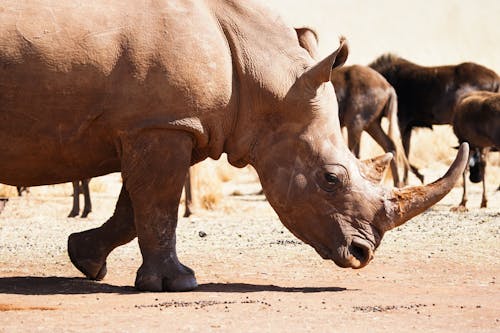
195,283,348,293
0,276,137,295
0,277,348,295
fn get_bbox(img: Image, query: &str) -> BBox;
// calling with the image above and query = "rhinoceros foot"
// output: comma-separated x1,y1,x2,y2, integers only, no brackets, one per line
135,262,197,292
68,232,107,280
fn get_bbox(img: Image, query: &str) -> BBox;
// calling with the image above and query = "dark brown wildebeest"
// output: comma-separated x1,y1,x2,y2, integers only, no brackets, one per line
0,0,468,292
451,91,500,210
369,54,500,183
68,179,92,218
295,28,409,187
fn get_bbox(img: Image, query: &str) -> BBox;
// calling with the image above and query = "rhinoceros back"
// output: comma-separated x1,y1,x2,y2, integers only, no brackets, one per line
0,0,234,185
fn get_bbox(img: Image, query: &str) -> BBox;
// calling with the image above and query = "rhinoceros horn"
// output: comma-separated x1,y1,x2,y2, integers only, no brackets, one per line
382,143,469,231
360,152,393,183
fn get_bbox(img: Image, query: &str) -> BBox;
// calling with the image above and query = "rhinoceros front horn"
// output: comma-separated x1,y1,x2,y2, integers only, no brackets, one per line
383,143,469,231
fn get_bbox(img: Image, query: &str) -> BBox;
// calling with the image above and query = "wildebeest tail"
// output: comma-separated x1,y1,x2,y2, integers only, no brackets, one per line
384,87,411,179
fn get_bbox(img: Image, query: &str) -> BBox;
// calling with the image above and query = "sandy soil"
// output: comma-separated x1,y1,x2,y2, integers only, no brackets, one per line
0,168,499,332
1,1,500,332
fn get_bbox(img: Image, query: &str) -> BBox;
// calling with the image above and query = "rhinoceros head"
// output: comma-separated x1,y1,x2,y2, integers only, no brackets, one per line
250,36,468,269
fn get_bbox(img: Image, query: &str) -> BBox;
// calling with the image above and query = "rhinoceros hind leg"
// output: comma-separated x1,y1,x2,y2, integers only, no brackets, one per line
67,186,136,280
68,233,108,280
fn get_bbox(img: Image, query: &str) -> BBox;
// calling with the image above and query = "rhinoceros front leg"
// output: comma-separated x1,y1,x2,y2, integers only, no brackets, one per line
121,130,196,292
68,185,136,280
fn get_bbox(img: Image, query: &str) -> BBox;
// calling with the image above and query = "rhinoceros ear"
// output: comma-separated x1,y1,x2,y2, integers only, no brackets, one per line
295,27,320,59
301,36,349,88
360,153,393,184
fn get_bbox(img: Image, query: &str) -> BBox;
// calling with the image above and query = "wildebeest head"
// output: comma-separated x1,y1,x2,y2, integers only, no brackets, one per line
469,148,485,183
251,32,468,269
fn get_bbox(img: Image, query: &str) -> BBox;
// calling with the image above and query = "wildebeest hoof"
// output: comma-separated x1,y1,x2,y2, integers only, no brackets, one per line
67,233,107,280
81,210,91,218
135,263,197,292
68,210,79,218
450,205,468,212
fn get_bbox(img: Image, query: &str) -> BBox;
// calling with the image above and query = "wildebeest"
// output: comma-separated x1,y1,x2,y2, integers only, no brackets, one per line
68,179,92,218
295,28,409,187
452,91,500,210
369,54,499,183
0,0,468,292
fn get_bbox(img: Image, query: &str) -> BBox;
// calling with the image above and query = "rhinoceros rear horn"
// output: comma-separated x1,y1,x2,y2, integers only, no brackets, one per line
360,153,393,184
383,143,469,231
301,36,349,87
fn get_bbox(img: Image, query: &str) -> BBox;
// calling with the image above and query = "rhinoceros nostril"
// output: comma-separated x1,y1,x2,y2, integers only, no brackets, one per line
349,244,367,262
348,240,373,267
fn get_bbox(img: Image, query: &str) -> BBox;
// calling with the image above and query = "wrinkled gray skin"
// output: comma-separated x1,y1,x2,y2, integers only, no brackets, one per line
0,0,468,291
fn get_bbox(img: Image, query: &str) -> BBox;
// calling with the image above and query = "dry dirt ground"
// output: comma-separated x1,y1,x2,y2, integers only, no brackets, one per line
0,167,499,332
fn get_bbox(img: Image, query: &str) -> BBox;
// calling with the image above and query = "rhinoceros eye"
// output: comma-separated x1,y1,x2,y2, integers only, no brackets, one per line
317,165,349,192
324,173,339,185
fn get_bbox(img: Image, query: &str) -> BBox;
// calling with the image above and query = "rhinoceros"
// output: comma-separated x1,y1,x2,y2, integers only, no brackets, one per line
0,0,468,292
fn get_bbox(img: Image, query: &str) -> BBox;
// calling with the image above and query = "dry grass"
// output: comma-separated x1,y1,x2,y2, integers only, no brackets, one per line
0,185,18,198
185,155,260,212
187,159,225,211
89,179,108,193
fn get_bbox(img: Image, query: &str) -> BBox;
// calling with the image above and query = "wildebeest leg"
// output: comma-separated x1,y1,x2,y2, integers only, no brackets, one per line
347,127,363,158
480,177,488,208
459,167,468,208
16,186,29,196
0,198,7,214
365,122,401,187
81,179,92,218
401,126,425,184
183,170,192,217
480,157,488,208
451,165,468,212
121,130,196,292
68,181,80,217
67,185,135,280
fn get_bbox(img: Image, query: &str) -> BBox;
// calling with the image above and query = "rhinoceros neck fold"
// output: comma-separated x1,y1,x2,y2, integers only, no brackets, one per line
212,1,312,168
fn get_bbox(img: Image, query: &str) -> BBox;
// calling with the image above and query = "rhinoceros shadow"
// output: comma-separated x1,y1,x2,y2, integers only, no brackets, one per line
195,283,347,293
0,277,348,295
0,276,138,295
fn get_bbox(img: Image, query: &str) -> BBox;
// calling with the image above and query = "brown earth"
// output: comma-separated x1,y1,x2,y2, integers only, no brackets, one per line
0,168,499,332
